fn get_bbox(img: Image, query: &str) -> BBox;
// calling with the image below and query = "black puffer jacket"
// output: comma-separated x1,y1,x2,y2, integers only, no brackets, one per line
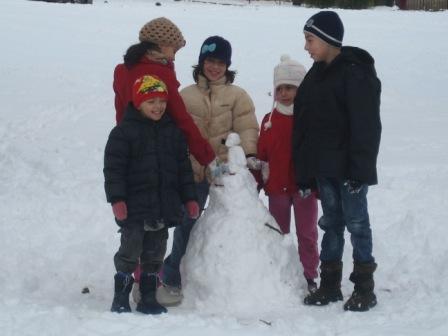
104,105,197,227
292,46,382,186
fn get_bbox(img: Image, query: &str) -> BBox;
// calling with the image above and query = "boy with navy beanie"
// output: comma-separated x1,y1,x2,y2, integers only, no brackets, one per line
292,11,382,312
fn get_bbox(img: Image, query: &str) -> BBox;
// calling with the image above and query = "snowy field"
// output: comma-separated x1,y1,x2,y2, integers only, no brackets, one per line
1,0,448,335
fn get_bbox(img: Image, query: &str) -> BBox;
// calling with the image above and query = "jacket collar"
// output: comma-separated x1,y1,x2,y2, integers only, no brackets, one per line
197,74,227,91
314,46,375,76
139,55,174,70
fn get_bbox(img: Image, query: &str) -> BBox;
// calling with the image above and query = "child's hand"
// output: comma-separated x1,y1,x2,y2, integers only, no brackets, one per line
298,183,312,199
246,156,261,170
261,161,269,183
208,158,224,179
112,201,127,221
185,200,200,219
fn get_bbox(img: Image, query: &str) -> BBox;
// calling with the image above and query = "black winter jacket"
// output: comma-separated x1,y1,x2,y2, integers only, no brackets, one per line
104,105,197,227
292,46,382,186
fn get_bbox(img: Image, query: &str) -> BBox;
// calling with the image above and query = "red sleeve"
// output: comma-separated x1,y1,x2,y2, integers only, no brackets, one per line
164,71,215,166
257,114,270,162
113,64,126,125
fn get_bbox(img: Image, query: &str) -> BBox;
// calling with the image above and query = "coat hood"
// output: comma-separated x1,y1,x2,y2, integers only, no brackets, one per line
338,46,377,76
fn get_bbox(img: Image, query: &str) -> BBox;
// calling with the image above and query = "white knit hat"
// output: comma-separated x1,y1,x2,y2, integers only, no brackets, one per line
264,55,307,130
273,54,307,89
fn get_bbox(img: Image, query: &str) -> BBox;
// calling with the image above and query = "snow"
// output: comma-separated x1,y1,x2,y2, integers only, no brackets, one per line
1,0,448,335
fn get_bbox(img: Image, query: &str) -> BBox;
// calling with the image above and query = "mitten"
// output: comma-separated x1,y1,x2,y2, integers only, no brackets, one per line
344,180,363,194
261,161,269,183
246,156,261,170
112,201,127,221
186,200,200,219
208,158,223,179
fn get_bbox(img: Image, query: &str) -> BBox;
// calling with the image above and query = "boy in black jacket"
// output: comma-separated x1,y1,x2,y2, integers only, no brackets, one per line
292,11,382,312
104,75,199,315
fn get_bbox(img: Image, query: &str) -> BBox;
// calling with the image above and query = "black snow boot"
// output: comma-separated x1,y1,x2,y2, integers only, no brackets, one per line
136,272,167,315
344,262,378,312
111,272,134,313
304,261,343,306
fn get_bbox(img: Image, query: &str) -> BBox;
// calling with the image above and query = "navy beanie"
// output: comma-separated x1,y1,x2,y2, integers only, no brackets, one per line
198,36,232,66
303,11,344,48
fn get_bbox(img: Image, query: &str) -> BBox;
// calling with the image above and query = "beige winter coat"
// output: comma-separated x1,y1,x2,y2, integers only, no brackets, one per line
180,74,259,182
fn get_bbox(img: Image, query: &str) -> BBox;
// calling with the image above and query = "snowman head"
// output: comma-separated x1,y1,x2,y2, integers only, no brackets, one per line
225,132,241,147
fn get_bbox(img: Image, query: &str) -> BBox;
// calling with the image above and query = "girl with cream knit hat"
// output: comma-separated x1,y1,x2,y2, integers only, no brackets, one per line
257,55,319,293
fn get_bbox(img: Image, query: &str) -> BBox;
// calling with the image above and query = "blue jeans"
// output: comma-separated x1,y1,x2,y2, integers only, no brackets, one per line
317,178,374,264
162,180,210,287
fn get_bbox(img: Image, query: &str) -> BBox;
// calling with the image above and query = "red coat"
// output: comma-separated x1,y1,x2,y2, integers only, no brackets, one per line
257,109,297,195
113,57,215,166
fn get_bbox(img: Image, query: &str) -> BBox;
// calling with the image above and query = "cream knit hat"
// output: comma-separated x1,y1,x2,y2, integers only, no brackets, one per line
273,54,307,89
139,17,186,51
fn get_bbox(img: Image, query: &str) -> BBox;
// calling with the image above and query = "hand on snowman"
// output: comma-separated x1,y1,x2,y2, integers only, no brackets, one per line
260,161,269,183
246,156,262,170
208,158,225,179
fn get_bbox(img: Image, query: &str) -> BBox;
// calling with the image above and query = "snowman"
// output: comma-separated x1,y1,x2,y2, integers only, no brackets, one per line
181,133,305,317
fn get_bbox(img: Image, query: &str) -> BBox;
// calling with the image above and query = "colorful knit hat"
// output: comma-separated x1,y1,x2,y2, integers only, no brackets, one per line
132,75,168,108
139,17,186,51
303,11,344,48
198,36,232,66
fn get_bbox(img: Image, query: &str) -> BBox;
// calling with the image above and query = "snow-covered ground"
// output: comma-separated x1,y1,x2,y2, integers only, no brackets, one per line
1,0,448,335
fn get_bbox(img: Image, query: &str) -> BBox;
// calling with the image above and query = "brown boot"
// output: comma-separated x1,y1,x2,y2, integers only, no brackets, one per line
304,261,343,306
344,262,377,312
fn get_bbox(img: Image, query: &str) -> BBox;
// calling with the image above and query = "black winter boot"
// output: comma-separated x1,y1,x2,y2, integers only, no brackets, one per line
344,262,377,312
304,261,343,306
111,272,134,313
136,272,167,315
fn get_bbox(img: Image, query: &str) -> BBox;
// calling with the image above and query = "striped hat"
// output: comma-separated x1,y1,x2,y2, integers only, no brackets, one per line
303,11,344,48
132,75,168,108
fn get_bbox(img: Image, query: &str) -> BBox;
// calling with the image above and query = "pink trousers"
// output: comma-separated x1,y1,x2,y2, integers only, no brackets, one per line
269,192,319,280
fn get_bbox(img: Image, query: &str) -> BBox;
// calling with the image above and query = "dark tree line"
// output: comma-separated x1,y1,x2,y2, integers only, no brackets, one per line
293,0,394,8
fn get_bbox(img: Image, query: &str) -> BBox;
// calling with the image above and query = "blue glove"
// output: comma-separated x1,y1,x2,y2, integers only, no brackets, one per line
208,159,227,179
344,180,363,194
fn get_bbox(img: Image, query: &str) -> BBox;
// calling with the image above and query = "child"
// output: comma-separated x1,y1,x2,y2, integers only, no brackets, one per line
113,17,215,167
257,55,319,293
292,11,382,311
104,74,200,315
158,35,259,306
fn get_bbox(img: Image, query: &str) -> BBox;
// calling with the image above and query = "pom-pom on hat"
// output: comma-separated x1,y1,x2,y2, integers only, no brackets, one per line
198,36,232,67
139,17,186,51
303,11,344,48
132,75,168,109
274,54,307,90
